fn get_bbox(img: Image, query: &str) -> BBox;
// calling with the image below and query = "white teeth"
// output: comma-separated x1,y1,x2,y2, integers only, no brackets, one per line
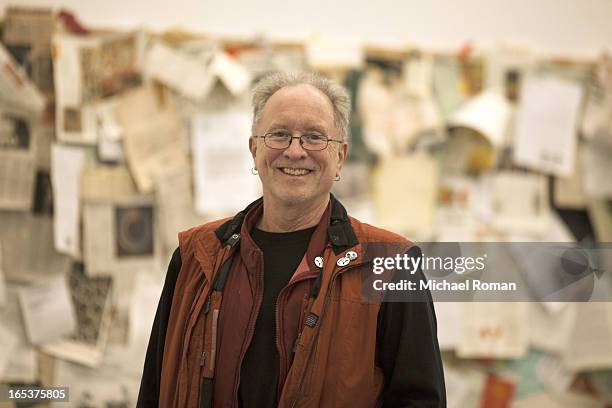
281,168,311,176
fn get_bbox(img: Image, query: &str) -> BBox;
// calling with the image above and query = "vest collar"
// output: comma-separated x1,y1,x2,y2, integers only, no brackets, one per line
213,194,358,254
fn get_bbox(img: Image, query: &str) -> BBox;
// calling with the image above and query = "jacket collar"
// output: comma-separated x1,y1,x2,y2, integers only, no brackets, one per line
213,194,358,255
214,197,263,243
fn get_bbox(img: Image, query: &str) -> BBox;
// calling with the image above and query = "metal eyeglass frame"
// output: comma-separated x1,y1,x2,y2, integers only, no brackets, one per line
252,132,344,151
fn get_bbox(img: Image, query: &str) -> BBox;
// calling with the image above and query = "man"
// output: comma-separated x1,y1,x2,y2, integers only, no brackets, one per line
138,72,445,407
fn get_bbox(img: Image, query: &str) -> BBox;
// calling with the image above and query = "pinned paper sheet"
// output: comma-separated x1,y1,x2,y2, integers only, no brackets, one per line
129,271,163,346
98,132,125,163
486,171,550,237
18,276,77,345
211,52,251,96
115,86,188,193
92,100,123,163
144,41,216,101
529,303,576,354
192,111,260,216
582,139,612,199
0,286,37,383
81,165,136,202
458,302,528,359
0,44,45,114
95,100,122,141
403,54,434,98
0,110,37,210
53,34,95,144
83,196,160,277
155,166,202,254
435,302,461,350
432,57,465,118
53,351,141,406
444,366,486,408
51,144,86,257
24,215,71,281
358,69,394,156
0,214,70,283
563,302,612,371
372,153,438,240
43,264,113,367
513,76,583,177
536,355,574,395
52,34,83,107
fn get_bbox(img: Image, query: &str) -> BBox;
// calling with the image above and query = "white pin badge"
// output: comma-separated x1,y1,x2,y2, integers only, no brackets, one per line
345,251,358,260
336,257,350,267
314,256,324,268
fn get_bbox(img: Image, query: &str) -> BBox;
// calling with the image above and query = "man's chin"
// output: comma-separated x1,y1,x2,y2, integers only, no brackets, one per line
272,189,314,207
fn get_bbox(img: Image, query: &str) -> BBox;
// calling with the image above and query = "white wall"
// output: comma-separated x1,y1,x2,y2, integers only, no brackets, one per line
2,0,611,57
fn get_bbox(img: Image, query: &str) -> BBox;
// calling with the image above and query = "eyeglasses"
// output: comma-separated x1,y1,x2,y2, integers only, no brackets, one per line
252,131,343,151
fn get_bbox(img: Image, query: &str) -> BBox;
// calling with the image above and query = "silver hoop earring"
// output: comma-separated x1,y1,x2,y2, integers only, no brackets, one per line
334,174,340,181
251,167,258,175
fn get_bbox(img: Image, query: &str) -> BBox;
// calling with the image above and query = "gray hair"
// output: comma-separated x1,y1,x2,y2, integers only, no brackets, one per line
251,72,351,141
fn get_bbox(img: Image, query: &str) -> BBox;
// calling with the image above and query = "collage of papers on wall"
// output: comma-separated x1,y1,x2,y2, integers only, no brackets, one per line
0,5,611,407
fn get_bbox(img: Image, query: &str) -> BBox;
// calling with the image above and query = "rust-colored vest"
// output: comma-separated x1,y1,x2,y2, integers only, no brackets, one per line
159,198,412,407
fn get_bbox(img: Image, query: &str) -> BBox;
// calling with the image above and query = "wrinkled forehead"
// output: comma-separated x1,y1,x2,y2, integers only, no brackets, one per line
258,84,336,133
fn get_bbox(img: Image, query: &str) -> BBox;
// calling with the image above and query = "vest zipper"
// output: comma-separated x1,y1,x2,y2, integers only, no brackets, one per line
291,333,301,353
291,294,310,354
195,277,212,408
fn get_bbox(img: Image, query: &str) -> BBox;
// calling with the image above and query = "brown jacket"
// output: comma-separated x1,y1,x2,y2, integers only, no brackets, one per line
154,196,444,407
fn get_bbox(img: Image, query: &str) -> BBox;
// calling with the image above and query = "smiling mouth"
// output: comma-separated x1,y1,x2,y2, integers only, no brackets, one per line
279,167,313,176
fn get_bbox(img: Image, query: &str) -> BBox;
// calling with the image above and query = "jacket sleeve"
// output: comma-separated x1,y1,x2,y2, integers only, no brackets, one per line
376,245,447,408
137,247,182,408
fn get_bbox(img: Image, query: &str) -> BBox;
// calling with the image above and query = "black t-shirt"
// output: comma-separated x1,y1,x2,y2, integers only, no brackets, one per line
238,226,316,408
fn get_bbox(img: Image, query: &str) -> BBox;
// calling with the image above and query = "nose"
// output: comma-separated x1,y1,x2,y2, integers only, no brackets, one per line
283,135,308,159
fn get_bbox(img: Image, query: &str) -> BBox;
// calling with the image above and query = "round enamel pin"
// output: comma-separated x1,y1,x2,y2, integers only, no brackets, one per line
336,257,350,267
345,251,358,260
314,256,324,268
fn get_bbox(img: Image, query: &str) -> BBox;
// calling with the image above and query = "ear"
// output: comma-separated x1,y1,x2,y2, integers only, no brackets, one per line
249,136,257,160
336,142,348,173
